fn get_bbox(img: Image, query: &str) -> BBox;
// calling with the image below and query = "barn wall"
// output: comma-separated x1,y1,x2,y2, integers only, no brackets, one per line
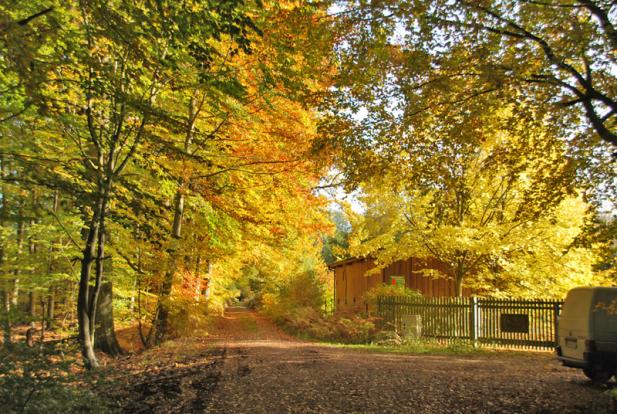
332,257,473,313
333,258,383,313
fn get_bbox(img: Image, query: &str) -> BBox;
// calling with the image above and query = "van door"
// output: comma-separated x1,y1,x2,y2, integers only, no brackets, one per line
559,288,593,362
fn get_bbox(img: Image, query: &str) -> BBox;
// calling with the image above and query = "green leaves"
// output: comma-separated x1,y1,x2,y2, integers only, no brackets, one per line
329,0,616,176
347,101,603,297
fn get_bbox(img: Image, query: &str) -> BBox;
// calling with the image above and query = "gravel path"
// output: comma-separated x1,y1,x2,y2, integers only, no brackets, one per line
105,308,615,413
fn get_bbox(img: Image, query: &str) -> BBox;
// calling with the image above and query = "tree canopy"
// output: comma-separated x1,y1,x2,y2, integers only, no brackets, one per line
0,0,615,374
327,0,615,147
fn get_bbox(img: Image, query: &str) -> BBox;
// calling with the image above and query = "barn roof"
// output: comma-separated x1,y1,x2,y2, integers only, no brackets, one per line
327,256,372,269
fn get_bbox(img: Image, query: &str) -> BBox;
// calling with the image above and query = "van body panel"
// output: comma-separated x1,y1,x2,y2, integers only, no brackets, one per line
557,286,617,375
558,288,594,362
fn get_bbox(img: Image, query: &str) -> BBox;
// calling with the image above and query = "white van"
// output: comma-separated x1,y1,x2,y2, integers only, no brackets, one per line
557,287,617,382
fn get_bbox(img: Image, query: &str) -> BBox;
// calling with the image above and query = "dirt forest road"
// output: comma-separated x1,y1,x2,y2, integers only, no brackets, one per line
104,308,615,413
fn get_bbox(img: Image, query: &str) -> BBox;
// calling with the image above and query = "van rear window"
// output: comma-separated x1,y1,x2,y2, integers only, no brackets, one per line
595,290,617,313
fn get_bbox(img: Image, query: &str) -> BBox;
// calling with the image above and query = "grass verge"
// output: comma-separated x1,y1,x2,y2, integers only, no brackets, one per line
316,338,552,358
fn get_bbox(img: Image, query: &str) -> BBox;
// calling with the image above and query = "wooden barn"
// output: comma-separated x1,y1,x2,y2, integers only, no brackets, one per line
329,257,473,313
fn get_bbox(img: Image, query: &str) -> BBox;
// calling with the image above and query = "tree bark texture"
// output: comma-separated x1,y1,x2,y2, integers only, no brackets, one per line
11,216,24,307
455,259,465,297
28,291,35,329
92,281,123,356
0,157,9,347
46,288,55,330
46,191,59,330
153,190,184,344
77,195,104,369
1,289,11,347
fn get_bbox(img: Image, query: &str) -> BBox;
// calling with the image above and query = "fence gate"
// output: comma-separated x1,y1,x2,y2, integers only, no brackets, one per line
376,296,563,350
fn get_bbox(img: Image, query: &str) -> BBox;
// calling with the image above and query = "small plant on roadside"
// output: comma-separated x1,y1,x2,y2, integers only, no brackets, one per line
0,344,111,413
167,298,211,338
398,337,479,354
604,388,617,409
373,330,404,346
364,284,421,305
267,305,380,344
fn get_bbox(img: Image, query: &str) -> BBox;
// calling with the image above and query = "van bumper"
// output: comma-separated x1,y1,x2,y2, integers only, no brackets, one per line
556,344,591,368
557,348,615,369
558,355,588,368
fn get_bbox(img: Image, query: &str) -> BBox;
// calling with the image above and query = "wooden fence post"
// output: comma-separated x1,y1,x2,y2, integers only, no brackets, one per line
553,302,560,345
393,296,398,334
470,296,479,347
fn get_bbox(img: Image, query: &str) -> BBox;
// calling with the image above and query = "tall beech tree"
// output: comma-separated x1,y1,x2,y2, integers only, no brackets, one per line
5,0,262,368
349,102,603,296
319,0,616,296
0,0,337,372
138,2,334,344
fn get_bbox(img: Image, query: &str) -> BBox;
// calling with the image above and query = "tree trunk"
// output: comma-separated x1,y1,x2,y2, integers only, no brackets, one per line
454,259,465,297
77,197,103,369
78,183,116,369
12,217,24,307
2,289,11,348
39,297,46,349
7,217,23,345
455,276,464,297
153,190,184,344
204,261,212,299
26,293,36,346
67,279,76,328
129,279,135,314
154,269,175,344
90,202,122,356
28,216,37,332
92,281,123,356
46,288,55,330
46,191,59,330
25,324,35,348
28,291,36,328
194,255,201,302
0,158,9,347
26,268,36,347
151,97,198,344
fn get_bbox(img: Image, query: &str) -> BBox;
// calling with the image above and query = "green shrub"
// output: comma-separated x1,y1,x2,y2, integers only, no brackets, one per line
333,316,377,343
268,305,379,344
364,283,422,306
168,299,211,338
260,265,327,323
0,345,111,413
258,258,379,343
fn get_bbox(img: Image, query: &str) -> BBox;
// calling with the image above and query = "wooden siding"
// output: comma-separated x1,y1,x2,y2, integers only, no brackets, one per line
332,257,473,313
